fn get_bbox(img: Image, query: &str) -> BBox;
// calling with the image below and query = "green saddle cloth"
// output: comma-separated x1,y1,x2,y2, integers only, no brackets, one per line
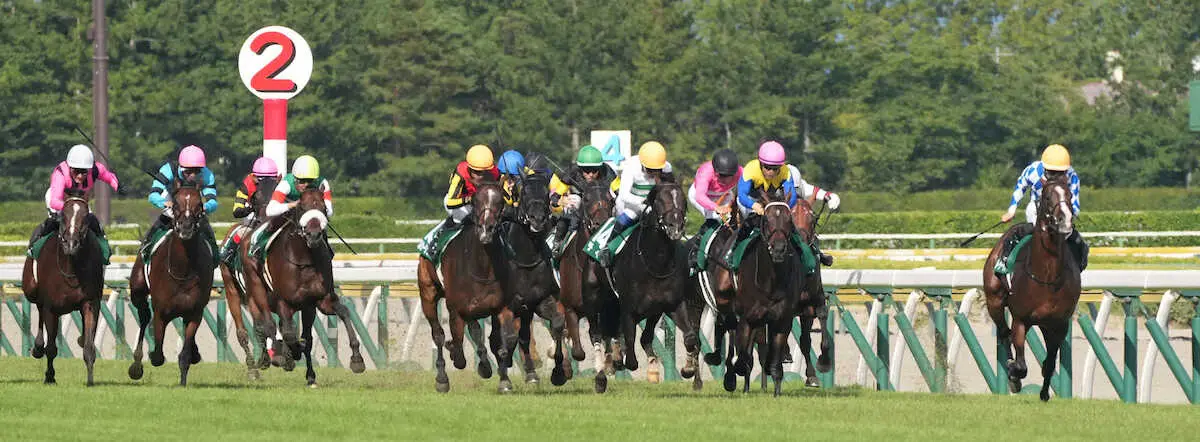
722,229,817,274
141,226,218,267
582,218,639,265
418,221,464,266
993,234,1033,275
28,232,112,266
693,222,724,272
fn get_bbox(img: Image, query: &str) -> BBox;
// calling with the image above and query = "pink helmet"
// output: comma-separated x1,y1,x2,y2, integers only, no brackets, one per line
178,145,207,168
251,157,279,177
757,141,786,166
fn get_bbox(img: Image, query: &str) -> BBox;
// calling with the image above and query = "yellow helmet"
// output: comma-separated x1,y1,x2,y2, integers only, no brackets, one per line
291,155,320,179
466,144,494,171
638,141,667,169
1041,144,1071,171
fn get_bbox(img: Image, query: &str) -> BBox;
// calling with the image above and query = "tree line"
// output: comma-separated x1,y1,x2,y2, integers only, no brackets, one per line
1,0,1197,202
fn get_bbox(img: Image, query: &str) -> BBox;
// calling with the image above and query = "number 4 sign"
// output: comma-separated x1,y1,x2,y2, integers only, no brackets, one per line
238,26,313,174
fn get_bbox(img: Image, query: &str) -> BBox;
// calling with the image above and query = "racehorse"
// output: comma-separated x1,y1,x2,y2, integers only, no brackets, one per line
219,176,276,378
22,195,105,385
608,181,700,388
239,186,367,386
790,196,833,388
728,191,807,396
690,193,742,387
494,172,569,387
417,180,520,393
557,183,622,392
983,175,1082,401
127,182,215,386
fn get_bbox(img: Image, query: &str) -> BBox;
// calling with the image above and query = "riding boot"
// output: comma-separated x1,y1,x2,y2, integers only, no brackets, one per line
691,219,719,270
715,218,755,271
994,223,1034,275
1069,229,1089,271
28,216,59,250
552,216,571,258
597,217,630,268
219,236,239,265
814,236,834,267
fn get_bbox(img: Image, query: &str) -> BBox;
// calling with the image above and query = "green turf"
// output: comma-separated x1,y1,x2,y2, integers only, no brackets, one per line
829,256,1200,271
1,358,1197,441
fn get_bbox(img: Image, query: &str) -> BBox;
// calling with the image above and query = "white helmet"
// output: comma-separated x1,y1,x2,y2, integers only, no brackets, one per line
66,145,95,169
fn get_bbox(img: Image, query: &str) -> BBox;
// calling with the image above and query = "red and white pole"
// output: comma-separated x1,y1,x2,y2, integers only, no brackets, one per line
263,98,288,173
239,26,313,173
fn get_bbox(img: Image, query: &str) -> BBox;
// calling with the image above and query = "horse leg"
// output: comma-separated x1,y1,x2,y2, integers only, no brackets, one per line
563,304,587,362
722,317,739,392
447,311,468,370
224,276,258,380
149,316,167,367
321,297,366,373
276,304,298,372
496,307,518,394
128,295,151,380
516,313,539,385
758,328,769,392
1007,319,1029,394
31,303,45,359
1038,324,1067,402
466,319,492,379
618,310,640,372
772,322,792,397
178,316,201,387
799,315,819,388
641,313,662,383
42,312,59,384
535,298,569,386
669,300,701,388
704,311,725,366
301,308,318,387
815,307,833,373
733,320,755,393
421,297,449,393
82,299,99,387
256,309,278,370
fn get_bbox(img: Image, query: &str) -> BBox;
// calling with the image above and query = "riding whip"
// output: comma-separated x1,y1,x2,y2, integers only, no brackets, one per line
75,125,160,183
958,220,1006,248
327,224,359,255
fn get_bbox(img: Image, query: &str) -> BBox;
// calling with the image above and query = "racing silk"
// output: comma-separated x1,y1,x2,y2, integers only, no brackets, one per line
46,161,119,212
788,164,830,201
737,159,797,210
444,161,500,210
616,156,673,220
550,166,620,214
148,163,217,213
232,174,259,218
691,161,743,211
266,174,333,217
1008,161,1080,215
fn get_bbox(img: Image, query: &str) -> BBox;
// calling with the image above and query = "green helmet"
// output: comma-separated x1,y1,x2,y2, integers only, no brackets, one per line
576,145,604,167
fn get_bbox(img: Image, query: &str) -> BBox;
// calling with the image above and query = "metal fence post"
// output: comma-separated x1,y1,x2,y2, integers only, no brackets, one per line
378,284,390,369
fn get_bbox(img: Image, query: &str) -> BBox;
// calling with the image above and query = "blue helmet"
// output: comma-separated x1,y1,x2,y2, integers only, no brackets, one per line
497,150,526,176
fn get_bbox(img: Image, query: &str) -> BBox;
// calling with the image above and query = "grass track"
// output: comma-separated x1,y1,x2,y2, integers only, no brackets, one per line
1,358,1198,441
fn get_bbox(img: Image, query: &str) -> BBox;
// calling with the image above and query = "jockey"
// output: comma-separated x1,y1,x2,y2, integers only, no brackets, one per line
995,144,1088,273
219,157,280,264
247,155,334,257
687,148,741,265
549,145,620,253
425,145,500,248
593,141,672,265
722,140,838,268
497,149,526,208
28,144,120,250
143,145,218,245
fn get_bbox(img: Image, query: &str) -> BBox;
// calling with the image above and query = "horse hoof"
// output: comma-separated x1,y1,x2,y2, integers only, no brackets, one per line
806,376,821,388
478,363,493,379
681,366,697,380
191,352,202,365
611,360,624,372
451,354,467,371
309,383,319,389
723,372,737,392
1008,378,1022,394
572,348,587,362
150,353,165,367
247,369,260,381
647,368,661,384
816,355,833,373
525,372,540,385
704,352,722,366
77,336,85,348
436,382,450,393
1040,389,1051,402
498,380,514,394
282,358,296,372
31,346,44,359
624,359,639,372
594,375,608,394
551,367,567,386
128,364,144,380
349,356,366,374
44,377,56,385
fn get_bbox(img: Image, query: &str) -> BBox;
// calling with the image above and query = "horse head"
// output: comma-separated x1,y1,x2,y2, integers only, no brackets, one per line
1039,174,1074,238
760,190,795,263
471,180,505,244
58,194,90,256
171,181,205,241
252,176,278,219
293,186,329,250
791,194,816,244
581,183,614,233
646,182,686,241
516,173,553,234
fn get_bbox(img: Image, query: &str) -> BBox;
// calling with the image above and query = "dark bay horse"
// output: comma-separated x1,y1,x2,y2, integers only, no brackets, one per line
240,187,367,386
790,197,833,387
558,183,622,393
729,193,806,396
609,181,700,388
219,176,276,378
494,173,569,387
690,194,742,381
22,196,105,385
127,183,214,386
983,175,1081,401
417,180,520,393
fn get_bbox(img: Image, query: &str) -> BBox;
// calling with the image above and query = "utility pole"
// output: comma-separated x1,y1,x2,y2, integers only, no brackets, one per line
92,0,110,225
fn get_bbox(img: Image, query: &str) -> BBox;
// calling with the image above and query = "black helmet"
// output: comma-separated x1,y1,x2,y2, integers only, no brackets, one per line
712,149,739,176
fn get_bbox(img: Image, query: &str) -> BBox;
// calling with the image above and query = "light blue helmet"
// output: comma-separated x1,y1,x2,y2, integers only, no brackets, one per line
498,150,526,176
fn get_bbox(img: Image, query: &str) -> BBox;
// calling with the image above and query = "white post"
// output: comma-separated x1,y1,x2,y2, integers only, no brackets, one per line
856,295,883,386
1138,290,1179,403
1081,291,1115,399
947,288,981,370
92,289,119,358
889,290,923,389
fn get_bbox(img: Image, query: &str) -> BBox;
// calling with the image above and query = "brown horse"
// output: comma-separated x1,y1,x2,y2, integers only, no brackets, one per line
557,183,622,392
690,193,742,380
790,196,833,387
127,182,214,386
218,175,277,379
984,175,1081,401
608,181,701,388
239,187,367,386
22,196,105,385
729,192,806,396
418,180,519,393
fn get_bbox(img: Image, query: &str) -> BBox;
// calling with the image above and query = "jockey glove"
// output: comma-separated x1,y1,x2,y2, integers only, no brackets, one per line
615,212,635,229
